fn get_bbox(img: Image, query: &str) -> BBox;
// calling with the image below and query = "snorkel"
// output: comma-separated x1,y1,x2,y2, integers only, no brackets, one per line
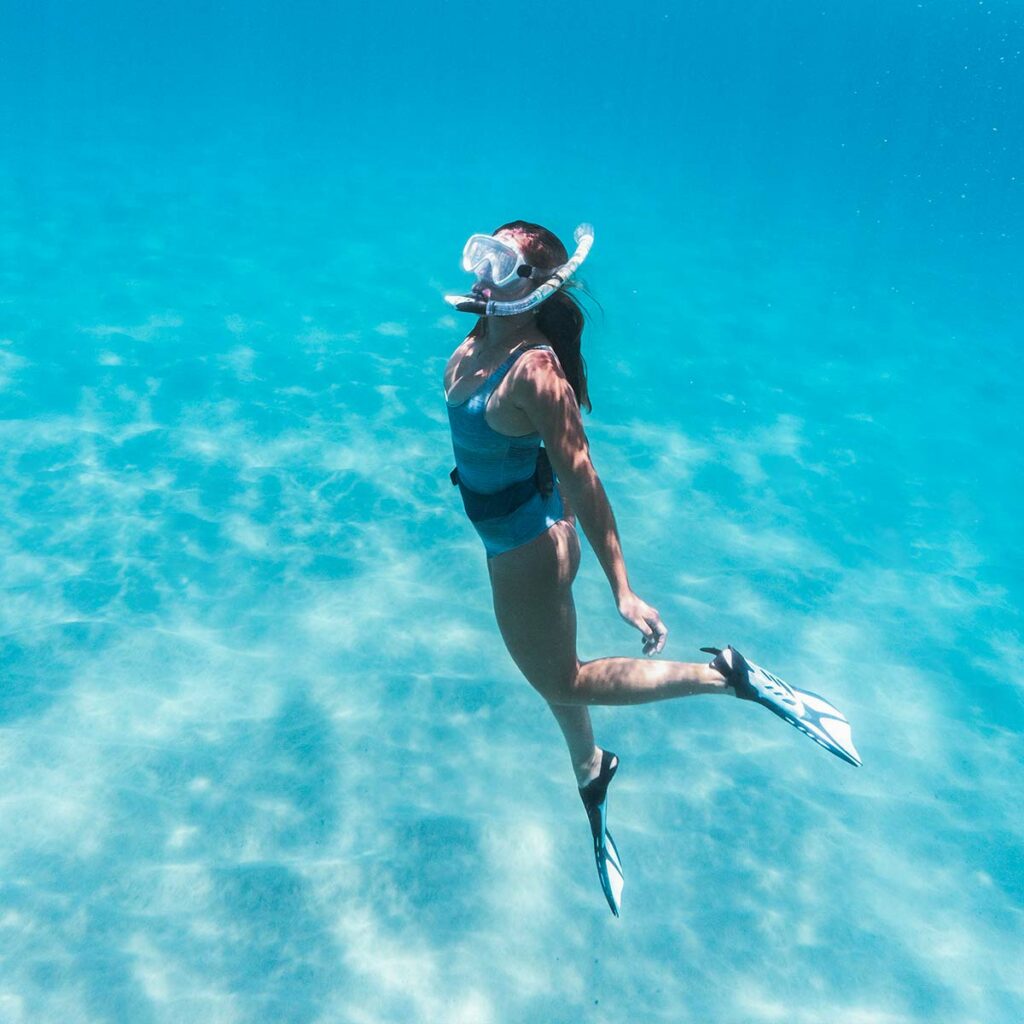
444,223,594,317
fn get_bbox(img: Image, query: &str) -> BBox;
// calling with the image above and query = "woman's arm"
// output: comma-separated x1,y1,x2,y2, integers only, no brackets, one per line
562,460,632,603
515,349,668,653
514,349,631,601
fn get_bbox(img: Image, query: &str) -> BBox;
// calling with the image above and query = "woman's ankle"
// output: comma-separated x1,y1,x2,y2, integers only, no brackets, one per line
575,747,603,788
702,663,734,694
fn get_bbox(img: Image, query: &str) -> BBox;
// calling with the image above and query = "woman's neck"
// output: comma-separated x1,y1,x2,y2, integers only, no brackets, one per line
475,312,540,355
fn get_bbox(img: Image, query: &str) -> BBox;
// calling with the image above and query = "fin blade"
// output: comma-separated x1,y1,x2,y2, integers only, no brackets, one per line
600,829,624,917
788,682,863,766
744,655,863,768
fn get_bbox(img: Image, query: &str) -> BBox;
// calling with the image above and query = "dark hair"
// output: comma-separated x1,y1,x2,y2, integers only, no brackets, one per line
472,220,592,414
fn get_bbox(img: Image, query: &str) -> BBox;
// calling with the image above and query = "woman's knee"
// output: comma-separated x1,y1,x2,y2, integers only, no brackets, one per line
525,658,582,704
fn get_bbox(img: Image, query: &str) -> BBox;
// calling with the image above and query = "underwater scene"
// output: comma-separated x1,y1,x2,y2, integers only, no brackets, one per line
1,1,1022,1021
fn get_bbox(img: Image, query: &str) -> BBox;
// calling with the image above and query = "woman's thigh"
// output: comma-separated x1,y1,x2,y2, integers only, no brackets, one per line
487,519,581,700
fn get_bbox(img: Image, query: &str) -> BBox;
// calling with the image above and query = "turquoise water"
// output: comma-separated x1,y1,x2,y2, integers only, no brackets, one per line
2,2,1022,1021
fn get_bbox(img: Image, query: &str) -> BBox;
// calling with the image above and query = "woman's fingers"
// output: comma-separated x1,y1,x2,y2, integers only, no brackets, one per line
643,622,667,655
617,592,668,655
641,612,668,656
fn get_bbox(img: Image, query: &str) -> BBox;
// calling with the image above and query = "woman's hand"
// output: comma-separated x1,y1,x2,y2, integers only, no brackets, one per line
616,591,668,656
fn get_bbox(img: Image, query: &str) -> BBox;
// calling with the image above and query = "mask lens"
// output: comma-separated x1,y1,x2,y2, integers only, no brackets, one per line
461,235,522,286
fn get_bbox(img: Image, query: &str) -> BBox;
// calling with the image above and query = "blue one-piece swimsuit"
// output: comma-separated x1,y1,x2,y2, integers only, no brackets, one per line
446,343,566,559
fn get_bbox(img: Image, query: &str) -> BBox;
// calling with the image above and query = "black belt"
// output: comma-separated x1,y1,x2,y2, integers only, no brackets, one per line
450,448,552,524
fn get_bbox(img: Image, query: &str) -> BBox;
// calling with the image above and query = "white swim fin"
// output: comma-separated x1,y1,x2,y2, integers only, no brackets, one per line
703,646,862,767
579,750,624,916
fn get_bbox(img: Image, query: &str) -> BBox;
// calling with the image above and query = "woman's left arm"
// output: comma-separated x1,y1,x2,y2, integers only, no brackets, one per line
513,350,667,653
513,352,625,585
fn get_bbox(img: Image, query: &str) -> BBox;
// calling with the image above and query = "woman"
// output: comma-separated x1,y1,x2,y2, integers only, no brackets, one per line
442,221,860,915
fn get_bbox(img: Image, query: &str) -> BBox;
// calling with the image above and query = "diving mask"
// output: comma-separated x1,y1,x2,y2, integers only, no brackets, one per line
461,233,536,288
445,223,594,317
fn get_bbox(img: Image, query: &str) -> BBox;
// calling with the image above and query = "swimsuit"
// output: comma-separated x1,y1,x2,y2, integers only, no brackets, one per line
445,343,566,559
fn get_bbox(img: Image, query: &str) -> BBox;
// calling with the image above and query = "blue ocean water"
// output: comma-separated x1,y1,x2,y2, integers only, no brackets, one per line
1,1,1022,1021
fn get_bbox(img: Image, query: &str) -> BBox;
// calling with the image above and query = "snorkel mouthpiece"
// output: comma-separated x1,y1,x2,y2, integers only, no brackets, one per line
444,223,594,317
447,294,490,315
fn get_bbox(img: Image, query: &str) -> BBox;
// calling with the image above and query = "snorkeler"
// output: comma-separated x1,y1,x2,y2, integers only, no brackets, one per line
442,222,860,916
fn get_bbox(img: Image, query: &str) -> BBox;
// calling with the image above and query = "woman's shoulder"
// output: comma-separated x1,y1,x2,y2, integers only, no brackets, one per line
519,340,565,374
510,344,580,426
508,343,570,410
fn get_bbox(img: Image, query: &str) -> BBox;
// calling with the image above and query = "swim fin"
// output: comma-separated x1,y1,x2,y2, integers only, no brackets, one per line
703,645,862,767
579,750,624,917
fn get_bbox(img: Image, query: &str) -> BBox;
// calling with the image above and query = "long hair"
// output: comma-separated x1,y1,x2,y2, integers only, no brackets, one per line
471,220,592,414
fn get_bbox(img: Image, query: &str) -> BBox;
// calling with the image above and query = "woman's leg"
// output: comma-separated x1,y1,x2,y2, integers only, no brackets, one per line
546,701,602,786
487,520,733,709
570,656,731,706
488,520,601,781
